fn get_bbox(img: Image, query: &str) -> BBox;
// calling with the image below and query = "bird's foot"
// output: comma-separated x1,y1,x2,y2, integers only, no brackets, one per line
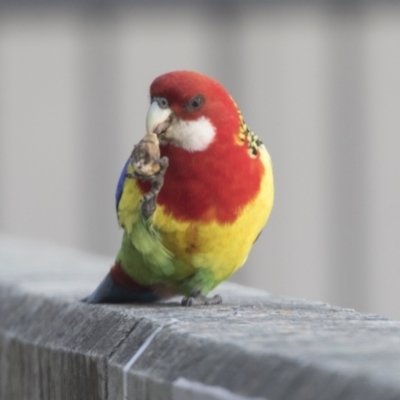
125,172,136,179
141,196,157,219
140,156,169,219
181,290,222,307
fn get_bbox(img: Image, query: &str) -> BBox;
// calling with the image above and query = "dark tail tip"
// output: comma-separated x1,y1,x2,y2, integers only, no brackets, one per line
81,272,159,304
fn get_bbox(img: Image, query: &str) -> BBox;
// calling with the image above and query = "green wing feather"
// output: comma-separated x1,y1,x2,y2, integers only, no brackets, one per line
116,173,176,283
129,213,173,269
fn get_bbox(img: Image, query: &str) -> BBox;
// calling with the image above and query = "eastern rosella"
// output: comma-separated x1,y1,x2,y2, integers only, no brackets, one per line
84,70,274,306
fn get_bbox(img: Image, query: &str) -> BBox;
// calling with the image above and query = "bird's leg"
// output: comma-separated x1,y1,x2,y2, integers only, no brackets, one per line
181,290,223,307
141,156,169,219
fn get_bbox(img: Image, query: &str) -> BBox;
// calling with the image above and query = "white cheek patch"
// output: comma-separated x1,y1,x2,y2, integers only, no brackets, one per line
165,116,216,152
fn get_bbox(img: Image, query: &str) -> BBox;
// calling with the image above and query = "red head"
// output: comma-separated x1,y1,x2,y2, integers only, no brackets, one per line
147,70,240,151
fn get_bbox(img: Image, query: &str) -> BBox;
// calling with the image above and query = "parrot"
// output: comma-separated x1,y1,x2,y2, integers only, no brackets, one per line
83,70,274,306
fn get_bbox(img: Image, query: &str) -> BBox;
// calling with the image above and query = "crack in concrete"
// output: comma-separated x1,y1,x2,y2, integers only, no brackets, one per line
104,318,143,400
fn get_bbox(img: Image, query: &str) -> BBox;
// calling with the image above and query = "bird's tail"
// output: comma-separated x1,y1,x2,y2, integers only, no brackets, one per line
81,262,159,304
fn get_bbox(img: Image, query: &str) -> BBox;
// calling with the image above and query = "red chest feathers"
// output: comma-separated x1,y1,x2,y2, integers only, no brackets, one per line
137,143,264,224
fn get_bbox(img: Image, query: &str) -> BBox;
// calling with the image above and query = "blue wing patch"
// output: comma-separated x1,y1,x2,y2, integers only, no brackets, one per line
116,158,130,211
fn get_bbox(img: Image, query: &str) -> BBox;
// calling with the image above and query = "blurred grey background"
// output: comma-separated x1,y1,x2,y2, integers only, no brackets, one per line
1,2,399,319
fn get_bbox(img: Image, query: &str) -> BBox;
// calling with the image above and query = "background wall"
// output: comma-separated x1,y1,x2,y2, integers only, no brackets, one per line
1,2,400,319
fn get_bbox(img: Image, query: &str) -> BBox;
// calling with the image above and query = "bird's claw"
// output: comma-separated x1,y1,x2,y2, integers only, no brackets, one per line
141,196,157,219
181,293,222,307
140,157,168,219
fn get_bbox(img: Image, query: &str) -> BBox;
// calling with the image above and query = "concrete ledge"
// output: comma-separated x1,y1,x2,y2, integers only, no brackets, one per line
1,235,400,400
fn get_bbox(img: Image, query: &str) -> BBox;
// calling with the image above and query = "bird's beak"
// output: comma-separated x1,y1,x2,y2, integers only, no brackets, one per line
146,101,172,137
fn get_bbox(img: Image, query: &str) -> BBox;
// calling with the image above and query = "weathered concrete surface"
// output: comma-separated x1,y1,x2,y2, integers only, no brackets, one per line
1,234,400,400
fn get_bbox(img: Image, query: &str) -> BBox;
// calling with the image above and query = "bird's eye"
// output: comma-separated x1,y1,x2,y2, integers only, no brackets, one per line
187,95,204,110
153,97,169,109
